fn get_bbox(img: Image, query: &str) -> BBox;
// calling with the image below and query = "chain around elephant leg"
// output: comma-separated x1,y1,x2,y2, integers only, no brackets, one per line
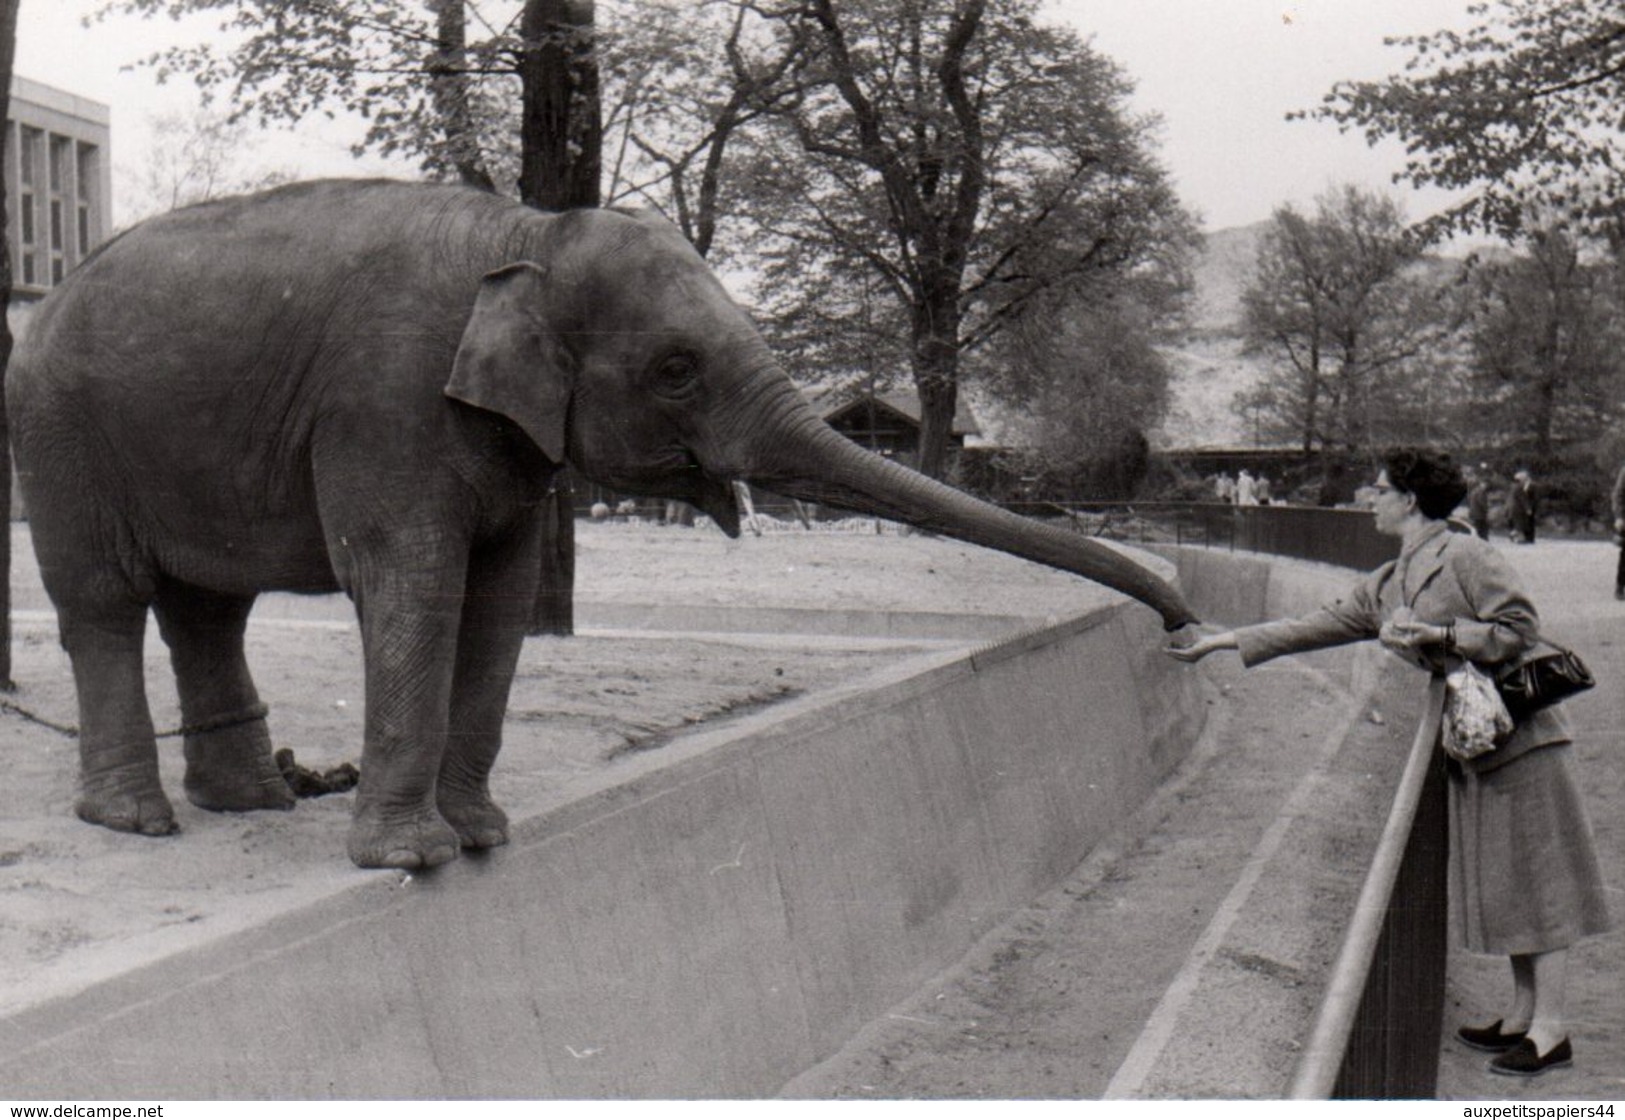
181,702,297,812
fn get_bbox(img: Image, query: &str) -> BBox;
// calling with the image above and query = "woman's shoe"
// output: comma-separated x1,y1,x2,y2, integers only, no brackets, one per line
1456,1020,1527,1052
1490,1037,1573,1077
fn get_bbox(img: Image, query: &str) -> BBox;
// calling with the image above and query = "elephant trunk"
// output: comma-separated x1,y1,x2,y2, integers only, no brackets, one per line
738,395,1200,631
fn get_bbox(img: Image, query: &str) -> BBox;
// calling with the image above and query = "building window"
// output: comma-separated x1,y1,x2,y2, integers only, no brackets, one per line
19,192,35,289
76,143,97,255
9,97,110,292
19,126,39,187
46,136,71,283
16,126,41,287
48,135,66,193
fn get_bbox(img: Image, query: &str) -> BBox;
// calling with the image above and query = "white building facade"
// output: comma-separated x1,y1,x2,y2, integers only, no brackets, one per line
5,75,113,303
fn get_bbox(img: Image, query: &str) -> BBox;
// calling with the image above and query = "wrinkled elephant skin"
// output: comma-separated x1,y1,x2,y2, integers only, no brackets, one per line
8,180,1197,870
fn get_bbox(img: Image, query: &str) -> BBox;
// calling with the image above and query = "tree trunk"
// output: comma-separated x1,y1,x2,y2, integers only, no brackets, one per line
531,467,577,634
1534,374,1557,457
914,373,958,482
519,0,601,211
911,293,962,481
518,0,601,636
0,0,18,689
429,0,497,190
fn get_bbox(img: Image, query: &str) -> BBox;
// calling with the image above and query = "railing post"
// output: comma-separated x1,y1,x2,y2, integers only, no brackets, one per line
1332,747,1449,1096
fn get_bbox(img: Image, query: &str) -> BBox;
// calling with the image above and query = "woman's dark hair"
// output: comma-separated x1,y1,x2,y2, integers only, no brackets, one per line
1382,447,1468,520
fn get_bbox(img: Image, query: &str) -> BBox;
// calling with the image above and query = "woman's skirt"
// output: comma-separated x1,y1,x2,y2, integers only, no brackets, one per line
1448,742,1612,955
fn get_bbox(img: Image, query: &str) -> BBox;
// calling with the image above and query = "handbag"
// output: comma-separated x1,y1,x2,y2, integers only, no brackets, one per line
1493,641,1595,720
1442,660,1514,761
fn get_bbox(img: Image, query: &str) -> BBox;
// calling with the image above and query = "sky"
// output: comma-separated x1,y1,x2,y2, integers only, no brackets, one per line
17,0,1482,232
1051,0,1479,230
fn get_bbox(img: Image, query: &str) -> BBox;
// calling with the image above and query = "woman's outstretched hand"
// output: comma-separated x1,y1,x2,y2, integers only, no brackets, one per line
1164,626,1239,663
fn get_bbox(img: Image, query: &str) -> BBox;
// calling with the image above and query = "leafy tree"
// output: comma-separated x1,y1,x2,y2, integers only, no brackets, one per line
98,1,602,202
597,0,805,258
1238,186,1465,474
1305,0,1625,241
732,0,1196,479
1467,225,1625,454
101,1,487,181
121,109,296,224
985,294,1171,497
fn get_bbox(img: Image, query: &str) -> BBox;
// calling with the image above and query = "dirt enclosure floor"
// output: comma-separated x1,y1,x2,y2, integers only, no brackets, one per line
0,517,1120,1020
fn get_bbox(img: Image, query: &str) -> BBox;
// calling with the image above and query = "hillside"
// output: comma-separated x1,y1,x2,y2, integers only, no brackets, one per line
1152,222,1271,451
1153,224,1469,452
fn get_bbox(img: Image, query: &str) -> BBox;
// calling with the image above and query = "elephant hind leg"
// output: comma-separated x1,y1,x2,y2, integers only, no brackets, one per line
153,581,295,813
60,606,176,836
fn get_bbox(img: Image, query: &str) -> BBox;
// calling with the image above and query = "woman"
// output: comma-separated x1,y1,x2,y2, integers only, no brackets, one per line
1168,448,1610,1078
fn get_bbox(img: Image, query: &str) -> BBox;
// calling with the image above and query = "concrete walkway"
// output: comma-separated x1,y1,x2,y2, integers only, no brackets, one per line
783,538,1624,1100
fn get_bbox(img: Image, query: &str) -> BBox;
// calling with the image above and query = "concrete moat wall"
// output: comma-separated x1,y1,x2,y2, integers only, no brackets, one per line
0,547,1373,1099
0,590,1212,1099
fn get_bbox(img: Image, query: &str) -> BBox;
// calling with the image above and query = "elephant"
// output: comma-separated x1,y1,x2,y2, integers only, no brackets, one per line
8,179,1198,870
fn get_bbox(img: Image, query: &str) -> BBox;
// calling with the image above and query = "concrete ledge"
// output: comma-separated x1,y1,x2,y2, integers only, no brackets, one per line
576,602,1043,641
0,598,1208,1098
242,592,1045,641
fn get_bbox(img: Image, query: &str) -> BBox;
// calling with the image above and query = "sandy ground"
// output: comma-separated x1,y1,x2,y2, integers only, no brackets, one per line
0,516,1120,1016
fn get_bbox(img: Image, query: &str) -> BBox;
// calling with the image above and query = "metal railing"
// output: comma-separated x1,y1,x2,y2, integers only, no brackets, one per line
1289,682,1450,1098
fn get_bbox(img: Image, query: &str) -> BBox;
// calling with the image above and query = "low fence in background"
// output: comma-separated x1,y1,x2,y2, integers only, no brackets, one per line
584,492,1403,576
1000,499,1401,573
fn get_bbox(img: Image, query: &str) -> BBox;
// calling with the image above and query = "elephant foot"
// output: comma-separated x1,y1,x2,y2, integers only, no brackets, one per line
347,808,462,871
181,707,297,813
439,792,510,851
76,776,178,837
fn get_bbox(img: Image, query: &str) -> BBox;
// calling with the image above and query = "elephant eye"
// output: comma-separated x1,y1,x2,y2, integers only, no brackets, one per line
650,351,701,399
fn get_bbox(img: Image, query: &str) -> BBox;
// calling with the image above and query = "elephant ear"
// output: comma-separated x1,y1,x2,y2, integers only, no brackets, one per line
446,262,572,464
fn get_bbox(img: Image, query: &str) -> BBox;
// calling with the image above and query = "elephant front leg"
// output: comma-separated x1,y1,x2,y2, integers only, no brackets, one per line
437,533,539,850
347,574,466,871
62,611,176,836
